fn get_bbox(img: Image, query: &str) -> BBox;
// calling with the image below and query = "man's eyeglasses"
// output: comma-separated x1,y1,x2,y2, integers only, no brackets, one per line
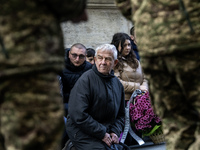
70,52,86,59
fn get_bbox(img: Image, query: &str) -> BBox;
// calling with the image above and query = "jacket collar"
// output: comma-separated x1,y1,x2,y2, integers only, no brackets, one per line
92,65,115,79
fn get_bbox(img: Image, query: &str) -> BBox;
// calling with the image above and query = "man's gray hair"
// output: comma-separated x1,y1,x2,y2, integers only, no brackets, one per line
95,44,118,60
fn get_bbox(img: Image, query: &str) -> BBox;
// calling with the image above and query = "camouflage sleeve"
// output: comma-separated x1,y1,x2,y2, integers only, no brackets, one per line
115,0,200,149
0,0,88,150
36,0,87,22
115,0,132,20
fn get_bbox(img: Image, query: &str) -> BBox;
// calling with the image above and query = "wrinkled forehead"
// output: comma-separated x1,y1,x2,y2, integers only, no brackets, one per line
96,49,114,59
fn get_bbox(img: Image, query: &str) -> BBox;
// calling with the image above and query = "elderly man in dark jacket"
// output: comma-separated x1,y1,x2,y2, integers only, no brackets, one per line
66,44,125,150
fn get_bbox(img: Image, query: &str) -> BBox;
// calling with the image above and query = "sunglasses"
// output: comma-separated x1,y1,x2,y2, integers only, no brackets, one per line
70,52,86,59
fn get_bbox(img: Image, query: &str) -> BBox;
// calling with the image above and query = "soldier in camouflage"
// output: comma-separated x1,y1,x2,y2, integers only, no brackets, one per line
115,0,200,149
0,0,87,150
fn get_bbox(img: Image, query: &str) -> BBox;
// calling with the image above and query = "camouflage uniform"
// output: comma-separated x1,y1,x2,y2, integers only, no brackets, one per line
0,0,87,150
115,0,200,150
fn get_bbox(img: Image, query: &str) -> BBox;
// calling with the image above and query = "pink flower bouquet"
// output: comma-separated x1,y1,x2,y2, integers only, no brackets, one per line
129,91,162,137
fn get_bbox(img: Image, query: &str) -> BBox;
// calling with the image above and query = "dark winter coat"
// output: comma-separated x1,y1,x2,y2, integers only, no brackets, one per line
131,40,140,61
67,65,125,141
60,49,92,103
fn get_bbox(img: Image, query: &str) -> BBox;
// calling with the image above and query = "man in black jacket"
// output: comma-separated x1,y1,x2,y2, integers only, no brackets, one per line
60,43,92,105
59,43,92,148
66,44,125,150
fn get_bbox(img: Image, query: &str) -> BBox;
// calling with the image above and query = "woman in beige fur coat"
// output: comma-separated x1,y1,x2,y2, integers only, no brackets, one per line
111,32,148,102
111,32,149,145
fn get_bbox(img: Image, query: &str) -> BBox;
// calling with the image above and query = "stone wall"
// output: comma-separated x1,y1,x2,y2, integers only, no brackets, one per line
61,0,132,49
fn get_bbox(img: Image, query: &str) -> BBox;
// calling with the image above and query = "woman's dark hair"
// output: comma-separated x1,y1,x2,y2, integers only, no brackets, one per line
86,48,95,57
111,32,138,72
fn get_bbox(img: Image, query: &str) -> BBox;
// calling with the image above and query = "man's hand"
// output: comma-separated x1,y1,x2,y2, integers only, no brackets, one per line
110,133,119,144
102,133,112,147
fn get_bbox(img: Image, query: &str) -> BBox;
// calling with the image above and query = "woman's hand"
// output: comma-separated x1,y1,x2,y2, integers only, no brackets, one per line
140,84,148,92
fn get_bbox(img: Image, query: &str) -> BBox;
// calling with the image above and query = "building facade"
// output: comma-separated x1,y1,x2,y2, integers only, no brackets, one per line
61,0,132,49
